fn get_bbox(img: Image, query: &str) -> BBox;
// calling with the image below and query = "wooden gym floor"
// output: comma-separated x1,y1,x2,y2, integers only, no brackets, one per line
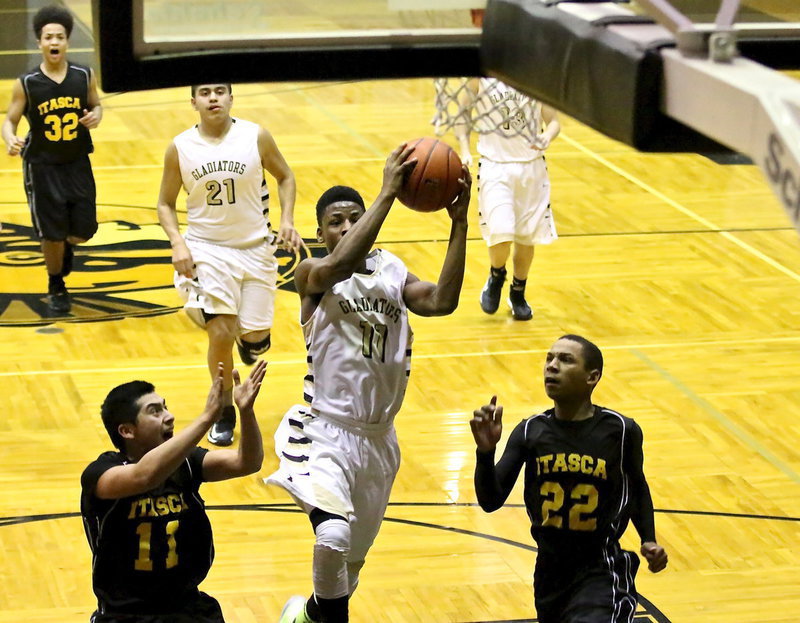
1,13,800,623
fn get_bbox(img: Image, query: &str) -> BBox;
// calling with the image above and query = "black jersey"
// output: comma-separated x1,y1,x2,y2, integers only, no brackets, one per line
475,406,656,563
80,448,214,615
20,62,94,164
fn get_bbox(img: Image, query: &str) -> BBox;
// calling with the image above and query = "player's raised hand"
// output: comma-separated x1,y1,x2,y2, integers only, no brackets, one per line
641,542,668,573
233,359,267,414
382,142,417,198
170,238,194,278
203,362,225,421
470,395,503,452
446,164,471,223
79,108,101,129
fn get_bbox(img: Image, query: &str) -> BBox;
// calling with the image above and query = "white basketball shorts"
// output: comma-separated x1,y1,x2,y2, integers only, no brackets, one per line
477,157,557,246
174,237,278,334
265,405,401,561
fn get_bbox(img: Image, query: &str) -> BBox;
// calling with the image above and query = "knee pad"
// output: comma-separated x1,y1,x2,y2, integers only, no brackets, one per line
346,559,365,594
313,519,351,599
237,334,271,356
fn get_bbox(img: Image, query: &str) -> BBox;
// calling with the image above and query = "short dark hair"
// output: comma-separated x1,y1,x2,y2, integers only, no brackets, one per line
101,381,154,452
559,334,603,378
33,6,73,39
315,185,365,225
191,83,233,97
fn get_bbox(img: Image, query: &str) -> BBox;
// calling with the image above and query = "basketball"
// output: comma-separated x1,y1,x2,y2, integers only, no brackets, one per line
398,138,463,213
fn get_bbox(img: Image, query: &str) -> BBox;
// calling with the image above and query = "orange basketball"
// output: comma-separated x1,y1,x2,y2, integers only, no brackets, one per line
398,138,463,213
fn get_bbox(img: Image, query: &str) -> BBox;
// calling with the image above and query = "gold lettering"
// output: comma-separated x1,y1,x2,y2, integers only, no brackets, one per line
155,496,170,515
167,494,181,513
593,458,607,480
552,453,568,473
568,453,581,472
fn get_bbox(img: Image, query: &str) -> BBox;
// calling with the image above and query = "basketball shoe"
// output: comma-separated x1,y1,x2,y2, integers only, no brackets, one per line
508,279,533,321
207,405,236,446
279,596,312,623
479,266,506,314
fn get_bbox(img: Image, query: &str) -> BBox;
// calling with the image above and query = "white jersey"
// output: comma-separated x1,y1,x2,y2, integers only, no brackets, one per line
476,78,544,163
174,117,270,249
303,249,413,427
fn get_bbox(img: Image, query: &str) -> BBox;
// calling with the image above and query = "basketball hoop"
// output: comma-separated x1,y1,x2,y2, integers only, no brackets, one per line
431,77,543,145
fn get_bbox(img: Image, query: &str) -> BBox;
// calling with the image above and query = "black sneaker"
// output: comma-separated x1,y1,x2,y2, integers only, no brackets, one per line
207,413,236,446
479,269,506,314
508,291,533,321
62,243,74,277
48,288,71,314
208,405,236,446
236,339,257,365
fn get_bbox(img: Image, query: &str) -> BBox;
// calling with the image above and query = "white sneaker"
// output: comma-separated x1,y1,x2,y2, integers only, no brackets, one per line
279,595,309,623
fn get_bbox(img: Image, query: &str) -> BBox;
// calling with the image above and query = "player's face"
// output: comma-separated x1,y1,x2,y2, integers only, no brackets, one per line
543,338,597,400
318,201,365,252
192,84,232,119
38,23,69,64
131,392,175,450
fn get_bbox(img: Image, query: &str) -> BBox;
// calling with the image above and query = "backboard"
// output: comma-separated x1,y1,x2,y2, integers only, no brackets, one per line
91,0,485,92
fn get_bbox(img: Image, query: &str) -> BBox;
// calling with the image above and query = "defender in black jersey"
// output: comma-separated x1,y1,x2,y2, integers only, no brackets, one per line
471,335,667,623
1,6,102,315
80,360,267,622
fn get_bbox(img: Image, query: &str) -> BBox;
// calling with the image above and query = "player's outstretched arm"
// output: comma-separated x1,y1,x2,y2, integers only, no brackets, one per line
296,142,417,298
203,359,267,481
258,127,303,253
472,396,526,512
403,166,471,317
2,79,26,156
156,142,193,278
93,365,225,499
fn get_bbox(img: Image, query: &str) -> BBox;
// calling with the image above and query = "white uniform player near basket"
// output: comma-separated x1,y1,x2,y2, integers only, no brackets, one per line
456,76,560,322
157,83,302,447
267,143,471,623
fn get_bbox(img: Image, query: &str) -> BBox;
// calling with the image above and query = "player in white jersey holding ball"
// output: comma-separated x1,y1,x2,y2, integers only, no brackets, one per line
157,83,302,446
268,143,471,623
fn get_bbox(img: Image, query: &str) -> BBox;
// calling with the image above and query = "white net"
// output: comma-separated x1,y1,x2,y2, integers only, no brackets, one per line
431,77,543,144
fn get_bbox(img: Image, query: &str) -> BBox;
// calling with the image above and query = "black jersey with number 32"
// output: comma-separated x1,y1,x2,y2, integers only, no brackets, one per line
80,448,214,614
20,62,94,164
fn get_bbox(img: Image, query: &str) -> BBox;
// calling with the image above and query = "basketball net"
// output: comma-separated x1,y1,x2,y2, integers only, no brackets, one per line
431,77,543,145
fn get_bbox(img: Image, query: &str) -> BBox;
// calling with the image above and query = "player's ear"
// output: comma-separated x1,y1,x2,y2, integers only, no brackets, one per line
118,422,136,441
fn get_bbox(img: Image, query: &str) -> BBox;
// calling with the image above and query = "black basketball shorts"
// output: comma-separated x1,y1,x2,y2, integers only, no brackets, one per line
23,156,98,241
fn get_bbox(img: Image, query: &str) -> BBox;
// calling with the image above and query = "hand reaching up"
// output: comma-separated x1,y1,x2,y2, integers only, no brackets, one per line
233,359,267,414
470,395,503,452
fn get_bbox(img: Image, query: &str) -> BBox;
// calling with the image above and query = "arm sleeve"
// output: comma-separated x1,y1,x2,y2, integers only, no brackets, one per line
626,421,657,543
474,421,528,512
